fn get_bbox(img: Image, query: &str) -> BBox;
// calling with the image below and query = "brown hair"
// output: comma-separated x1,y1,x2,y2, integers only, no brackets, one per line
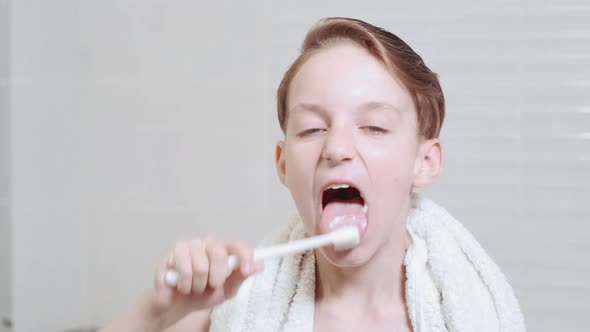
276,17,445,139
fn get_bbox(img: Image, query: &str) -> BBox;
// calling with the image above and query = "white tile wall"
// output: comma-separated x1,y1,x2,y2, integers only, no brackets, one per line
0,0,11,330
7,1,589,331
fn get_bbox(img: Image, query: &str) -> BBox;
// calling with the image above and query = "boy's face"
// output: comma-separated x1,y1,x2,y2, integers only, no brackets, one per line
276,42,440,266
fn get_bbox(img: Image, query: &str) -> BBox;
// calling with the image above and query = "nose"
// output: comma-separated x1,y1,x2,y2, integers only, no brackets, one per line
321,126,357,165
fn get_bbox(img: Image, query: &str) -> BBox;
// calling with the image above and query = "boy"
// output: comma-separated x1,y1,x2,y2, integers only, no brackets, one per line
103,17,525,332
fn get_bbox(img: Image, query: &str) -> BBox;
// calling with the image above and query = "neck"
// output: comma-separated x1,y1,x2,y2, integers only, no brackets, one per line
314,220,409,315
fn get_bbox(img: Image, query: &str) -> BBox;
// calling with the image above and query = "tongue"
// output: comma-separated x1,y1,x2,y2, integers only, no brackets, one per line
320,200,367,235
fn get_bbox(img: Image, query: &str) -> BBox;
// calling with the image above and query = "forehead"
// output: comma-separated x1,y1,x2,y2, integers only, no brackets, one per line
287,43,414,117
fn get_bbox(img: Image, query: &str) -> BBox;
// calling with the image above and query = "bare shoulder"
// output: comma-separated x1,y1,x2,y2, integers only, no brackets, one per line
164,309,212,332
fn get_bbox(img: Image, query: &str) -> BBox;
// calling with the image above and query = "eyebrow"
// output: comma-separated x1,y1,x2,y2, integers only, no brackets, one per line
289,101,402,116
359,101,402,115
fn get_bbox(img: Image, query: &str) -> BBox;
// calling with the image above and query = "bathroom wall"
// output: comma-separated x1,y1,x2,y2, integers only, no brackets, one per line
0,0,11,331
10,1,89,330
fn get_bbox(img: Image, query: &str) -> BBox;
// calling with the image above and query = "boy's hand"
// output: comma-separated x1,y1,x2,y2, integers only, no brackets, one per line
150,236,264,328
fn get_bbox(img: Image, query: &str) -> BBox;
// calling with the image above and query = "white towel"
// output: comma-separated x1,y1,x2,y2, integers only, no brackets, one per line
209,194,526,331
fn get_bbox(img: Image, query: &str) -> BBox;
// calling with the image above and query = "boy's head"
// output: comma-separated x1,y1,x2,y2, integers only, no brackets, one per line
277,17,445,139
274,18,445,266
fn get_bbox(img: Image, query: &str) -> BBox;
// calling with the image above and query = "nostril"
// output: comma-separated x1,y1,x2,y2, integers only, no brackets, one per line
322,149,355,163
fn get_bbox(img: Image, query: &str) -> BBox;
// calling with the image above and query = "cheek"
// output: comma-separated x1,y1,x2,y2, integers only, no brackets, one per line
284,144,319,217
363,142,416,188
285,145,314,185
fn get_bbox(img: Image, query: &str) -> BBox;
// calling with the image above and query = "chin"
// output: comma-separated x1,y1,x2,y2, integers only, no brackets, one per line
315,240,375,268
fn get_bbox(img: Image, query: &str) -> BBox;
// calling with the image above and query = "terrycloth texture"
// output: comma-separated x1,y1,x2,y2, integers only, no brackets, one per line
210,194,526,331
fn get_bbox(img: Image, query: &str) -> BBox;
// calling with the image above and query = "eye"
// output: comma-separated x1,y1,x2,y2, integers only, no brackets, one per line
298,128,326,137
362,126,388,134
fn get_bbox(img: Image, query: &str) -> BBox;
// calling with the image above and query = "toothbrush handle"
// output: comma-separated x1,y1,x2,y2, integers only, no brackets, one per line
164,232,336,287
253,232,335,262
227,254,239,271
227,232,335,273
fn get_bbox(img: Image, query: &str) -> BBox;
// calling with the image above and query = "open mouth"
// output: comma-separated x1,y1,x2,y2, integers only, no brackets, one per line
319,184,368,237
322,185,365,209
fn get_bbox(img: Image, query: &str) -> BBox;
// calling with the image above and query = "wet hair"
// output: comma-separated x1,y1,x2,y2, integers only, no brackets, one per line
277,17,445,139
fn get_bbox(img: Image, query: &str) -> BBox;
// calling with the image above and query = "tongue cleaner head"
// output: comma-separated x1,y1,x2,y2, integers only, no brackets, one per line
330,226,361,251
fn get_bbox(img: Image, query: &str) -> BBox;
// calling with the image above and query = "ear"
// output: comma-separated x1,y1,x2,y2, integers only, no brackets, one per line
412,138,444,188
275,140,287,186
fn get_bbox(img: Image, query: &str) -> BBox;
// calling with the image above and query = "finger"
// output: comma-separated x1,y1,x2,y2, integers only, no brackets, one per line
189,238,209,294
225,241,256,277
151,256,176,309
253,260,265,273
173,241,193,295
223,242,263,299
205,240,229,289
222,260,262,299
154,256,171,290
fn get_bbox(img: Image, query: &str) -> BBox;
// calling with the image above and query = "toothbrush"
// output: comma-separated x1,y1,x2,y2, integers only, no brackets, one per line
164,226,360,287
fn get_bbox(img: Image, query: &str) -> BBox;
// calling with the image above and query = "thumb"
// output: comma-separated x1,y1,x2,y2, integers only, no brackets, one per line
223,261,264,298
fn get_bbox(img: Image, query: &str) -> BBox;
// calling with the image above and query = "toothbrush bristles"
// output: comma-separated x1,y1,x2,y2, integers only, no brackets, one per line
332,226,360,251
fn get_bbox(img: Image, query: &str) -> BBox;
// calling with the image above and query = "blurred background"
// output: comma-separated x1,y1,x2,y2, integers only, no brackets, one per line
1,0,589,331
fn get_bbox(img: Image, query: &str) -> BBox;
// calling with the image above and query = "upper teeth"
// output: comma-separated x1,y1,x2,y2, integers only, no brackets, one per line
328,184,350,190
323,183,367,207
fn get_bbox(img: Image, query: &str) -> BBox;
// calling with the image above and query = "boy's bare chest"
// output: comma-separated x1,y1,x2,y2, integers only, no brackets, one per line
313,308,413,332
